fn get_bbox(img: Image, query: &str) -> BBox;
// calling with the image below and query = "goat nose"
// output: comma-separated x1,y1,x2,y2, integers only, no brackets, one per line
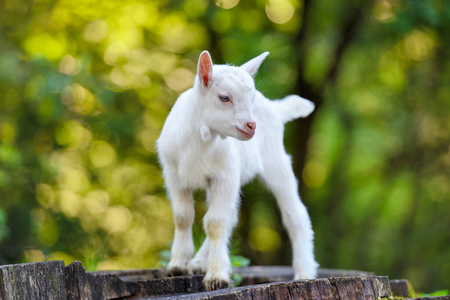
246,122,256,131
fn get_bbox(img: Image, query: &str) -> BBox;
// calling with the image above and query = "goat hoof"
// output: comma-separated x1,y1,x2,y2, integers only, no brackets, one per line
188,260,207,275
167,267,188,277
204,279,231,291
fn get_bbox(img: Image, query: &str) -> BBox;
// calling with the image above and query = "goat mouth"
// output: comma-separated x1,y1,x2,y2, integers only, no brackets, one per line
236,127,254,139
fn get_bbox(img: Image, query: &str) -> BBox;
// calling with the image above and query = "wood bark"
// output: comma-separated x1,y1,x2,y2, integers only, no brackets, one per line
0,261,66,300
65,261,136,299
390,279,415,298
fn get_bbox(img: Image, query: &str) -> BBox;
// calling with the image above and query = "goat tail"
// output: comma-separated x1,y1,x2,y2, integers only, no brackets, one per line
274,95,315,124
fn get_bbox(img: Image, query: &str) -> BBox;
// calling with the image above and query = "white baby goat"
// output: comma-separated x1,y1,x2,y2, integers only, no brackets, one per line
157,51,318,290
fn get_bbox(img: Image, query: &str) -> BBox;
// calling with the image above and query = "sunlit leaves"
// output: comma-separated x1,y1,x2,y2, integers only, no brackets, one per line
83,19,109,43
164,68,195,91
403,29,436,61
104,42,130,66
34,209,59,247
1,0,180,270
102,205,133,233
158,15,208,53
35,184,55,209
147,51,178,75
59,55,82,76
0,144,22,168
24,33,67,61
61,84,101,115
89,141,117,168
372,0,396,23
55,121,92,149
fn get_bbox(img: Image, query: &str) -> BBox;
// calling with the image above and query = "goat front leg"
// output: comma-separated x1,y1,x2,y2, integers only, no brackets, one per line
166,185,195,276
202,178,239,290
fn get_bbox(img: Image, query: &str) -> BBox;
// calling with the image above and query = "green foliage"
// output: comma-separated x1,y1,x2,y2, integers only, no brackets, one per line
418,290,449,297
231,273,244,287
0,0,449,293
82,238,109,271
230,254,251,287
157,250,171,269
0,209,8,242
230,255,251,268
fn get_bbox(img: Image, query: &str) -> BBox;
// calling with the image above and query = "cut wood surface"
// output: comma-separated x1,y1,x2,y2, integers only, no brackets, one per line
110,266,372,286
0,260,449,300
138,276,391,300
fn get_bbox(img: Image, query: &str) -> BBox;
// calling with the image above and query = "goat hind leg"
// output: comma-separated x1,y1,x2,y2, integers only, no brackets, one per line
188,237,209,274
262,153,318,279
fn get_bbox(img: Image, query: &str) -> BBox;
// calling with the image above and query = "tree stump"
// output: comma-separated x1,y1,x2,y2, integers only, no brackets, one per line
1,260,449,299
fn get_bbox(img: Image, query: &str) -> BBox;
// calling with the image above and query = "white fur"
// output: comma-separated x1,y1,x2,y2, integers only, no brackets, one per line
157,51,318,290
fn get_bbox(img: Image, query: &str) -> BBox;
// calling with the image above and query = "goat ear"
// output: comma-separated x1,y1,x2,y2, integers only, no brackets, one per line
240,52,269,77
197,51,213,88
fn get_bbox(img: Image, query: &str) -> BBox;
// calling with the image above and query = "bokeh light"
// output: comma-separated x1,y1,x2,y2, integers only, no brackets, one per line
265,0,295,24
215,0,240,10
249,226,281,253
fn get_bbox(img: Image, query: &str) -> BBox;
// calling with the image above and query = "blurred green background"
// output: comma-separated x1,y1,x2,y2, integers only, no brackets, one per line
0,0,449,293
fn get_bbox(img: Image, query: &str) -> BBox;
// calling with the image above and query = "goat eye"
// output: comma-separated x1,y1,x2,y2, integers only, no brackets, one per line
219,95,230,102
